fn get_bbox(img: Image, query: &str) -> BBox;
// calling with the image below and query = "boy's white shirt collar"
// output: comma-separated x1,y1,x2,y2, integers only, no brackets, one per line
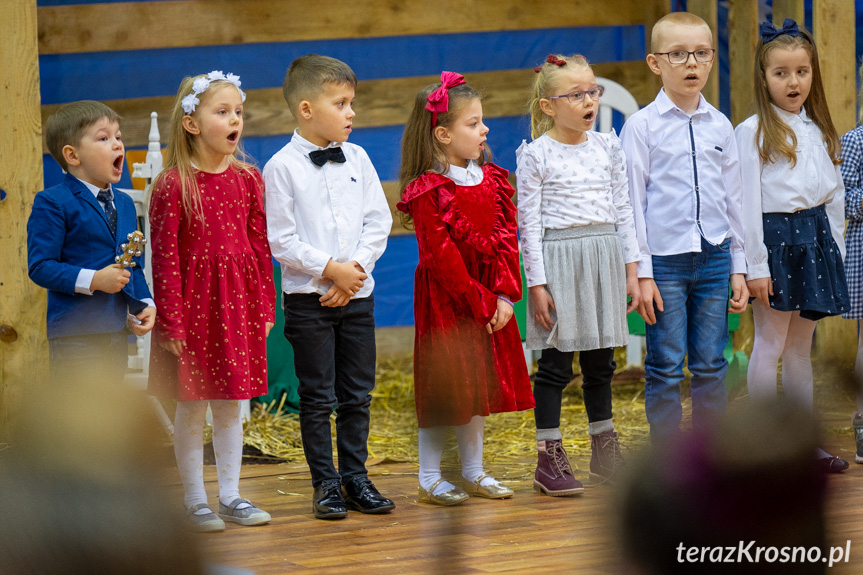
443,160,483,186
291,129,343,152
655,87,710,117
73,175,113,199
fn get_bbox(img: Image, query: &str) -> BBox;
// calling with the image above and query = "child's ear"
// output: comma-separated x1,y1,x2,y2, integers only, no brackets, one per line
433,126,451,146
62,145,80,168
539,98,555,118
646,54,662,76
181,115,200,135
298,100,313,120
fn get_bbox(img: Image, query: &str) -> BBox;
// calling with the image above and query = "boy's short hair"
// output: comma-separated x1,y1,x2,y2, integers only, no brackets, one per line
282,54,358,117
45,100,120,171
650,12,713,52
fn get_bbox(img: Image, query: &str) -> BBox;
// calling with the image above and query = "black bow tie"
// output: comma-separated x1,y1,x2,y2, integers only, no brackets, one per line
309,147,346,167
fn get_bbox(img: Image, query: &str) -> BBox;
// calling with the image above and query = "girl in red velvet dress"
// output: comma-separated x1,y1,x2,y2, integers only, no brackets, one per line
397,72,534,505
148,71,275,531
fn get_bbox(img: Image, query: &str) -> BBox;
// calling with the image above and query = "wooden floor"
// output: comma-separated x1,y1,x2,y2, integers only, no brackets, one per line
173,438,863,575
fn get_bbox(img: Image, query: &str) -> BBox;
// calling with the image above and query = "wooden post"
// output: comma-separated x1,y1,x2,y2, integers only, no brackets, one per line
728,0,759,126
687,0,719,108
812,0,856,364
772,0,805,26
0,0,46,440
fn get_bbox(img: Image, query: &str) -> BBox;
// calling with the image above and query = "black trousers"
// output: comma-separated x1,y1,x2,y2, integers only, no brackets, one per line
533,347,616,430
283,293,376,487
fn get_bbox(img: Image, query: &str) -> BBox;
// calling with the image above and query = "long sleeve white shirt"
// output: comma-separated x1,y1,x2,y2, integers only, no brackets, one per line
619,89,746,278
516,131,640,288
263,130,392,298
734,107,845,280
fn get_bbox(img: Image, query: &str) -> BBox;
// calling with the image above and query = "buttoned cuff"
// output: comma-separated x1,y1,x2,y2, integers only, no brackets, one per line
636,256,653,279
744,262,770,281
75,268,96,295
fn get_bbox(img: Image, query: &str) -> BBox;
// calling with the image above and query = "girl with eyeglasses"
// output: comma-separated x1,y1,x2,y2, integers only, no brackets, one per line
517,54,641,495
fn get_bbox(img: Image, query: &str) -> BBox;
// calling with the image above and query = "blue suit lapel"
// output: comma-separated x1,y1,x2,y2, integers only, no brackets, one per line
65,174,115,240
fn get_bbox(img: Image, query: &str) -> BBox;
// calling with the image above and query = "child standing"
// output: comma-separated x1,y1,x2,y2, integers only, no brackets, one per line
149,71,276,531
28,101,156,384
397,72,534,505
263,55,394,519
517,54,641,494
840,58,863,465
620,12,749,440
735,20,849,472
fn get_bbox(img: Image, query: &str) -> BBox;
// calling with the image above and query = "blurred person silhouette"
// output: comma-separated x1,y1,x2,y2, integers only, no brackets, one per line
618,403,828,575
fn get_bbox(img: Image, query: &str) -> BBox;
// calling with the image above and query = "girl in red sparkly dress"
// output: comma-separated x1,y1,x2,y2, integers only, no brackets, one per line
397,72,534,505
148,71,276,531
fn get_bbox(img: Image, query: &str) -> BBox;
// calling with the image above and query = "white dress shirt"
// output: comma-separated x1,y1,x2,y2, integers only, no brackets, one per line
443,159,484,186
620,89,746,278
734,106,846,280
263,130,392,298
516,131,640,287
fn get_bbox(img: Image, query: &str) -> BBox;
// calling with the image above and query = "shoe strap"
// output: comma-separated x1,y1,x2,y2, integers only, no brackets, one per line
427,477,447,494
226,498,251,512
187,503,213,515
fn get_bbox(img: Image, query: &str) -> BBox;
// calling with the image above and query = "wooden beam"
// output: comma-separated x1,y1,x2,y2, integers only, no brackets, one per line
728,0,759,126
812,0,857,364
813,0,856,136
38,0,661,55
687,0,720,108
0,0,47,439
41,62,655,152
772,0,805,26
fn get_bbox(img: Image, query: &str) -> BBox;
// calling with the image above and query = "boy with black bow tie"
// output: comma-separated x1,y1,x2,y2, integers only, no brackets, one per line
263,54,393,519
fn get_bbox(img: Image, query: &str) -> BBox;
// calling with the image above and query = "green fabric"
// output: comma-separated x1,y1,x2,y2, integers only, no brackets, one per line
255,264,300,412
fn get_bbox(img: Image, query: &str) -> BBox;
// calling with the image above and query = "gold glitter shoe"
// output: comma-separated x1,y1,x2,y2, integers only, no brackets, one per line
417,478,469,506
462,473,514,499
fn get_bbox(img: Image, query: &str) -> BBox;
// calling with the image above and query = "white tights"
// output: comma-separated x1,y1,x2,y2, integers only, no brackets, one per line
173,400,246,511
747,302,816,411
418,415,497,495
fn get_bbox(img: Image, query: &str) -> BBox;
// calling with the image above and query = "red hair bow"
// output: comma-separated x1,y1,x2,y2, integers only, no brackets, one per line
426,71,466,127
534,54,567,73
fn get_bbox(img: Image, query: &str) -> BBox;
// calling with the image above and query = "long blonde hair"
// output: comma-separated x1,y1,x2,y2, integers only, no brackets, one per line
528,54,590,140
154,74,254,222
753,27,840,167
397,80,490,227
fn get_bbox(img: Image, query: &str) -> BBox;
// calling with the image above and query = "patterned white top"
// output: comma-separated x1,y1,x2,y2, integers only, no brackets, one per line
735,106,846,281
516,130,639,288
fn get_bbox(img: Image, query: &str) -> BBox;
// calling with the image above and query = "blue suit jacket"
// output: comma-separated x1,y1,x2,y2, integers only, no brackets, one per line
27,174,153,339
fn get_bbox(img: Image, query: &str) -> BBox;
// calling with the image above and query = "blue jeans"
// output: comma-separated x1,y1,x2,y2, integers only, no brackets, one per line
283,293,376,487
49,331,129,386
644,238,730,439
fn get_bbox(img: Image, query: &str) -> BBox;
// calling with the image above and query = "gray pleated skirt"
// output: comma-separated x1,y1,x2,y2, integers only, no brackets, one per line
525,225,628,352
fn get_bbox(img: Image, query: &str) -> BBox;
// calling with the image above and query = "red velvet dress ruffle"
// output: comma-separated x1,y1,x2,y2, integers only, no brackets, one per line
148,166,276,401
397,163,534,427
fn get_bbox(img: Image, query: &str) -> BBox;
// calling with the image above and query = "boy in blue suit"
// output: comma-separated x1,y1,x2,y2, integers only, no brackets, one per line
27,101,155,384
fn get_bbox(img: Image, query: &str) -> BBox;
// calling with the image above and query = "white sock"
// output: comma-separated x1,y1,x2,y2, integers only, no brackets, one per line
418,426,454,495
173,400,209,512
456,416,496,487
817,447,834,459
211,400,250,510
779,314,816,412
747,303,790,402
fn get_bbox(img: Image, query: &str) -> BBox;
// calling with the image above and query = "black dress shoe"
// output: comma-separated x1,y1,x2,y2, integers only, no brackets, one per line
313,479,348,519
342,476,395,514
818,456,849,474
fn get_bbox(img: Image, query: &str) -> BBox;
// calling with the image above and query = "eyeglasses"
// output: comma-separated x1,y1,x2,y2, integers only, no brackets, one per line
547,86,605,104
652,49,716,64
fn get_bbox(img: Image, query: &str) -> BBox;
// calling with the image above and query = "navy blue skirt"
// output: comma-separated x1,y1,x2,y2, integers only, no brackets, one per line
763,204,849,320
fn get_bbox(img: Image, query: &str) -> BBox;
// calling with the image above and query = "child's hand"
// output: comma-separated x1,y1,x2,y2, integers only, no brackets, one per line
323,259,367,295
747,277,772,307
159,338,186,357
486,298,514,334
129,306,156,336
91,263,131,294
637,278,664,325
729,273,749,314
625,262,641,313
529,285,556,331
265,322,274,337
319,285,352,307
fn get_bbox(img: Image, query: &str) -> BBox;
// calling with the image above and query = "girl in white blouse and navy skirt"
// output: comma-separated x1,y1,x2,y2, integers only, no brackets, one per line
735,20,849,472
517,54,641,495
